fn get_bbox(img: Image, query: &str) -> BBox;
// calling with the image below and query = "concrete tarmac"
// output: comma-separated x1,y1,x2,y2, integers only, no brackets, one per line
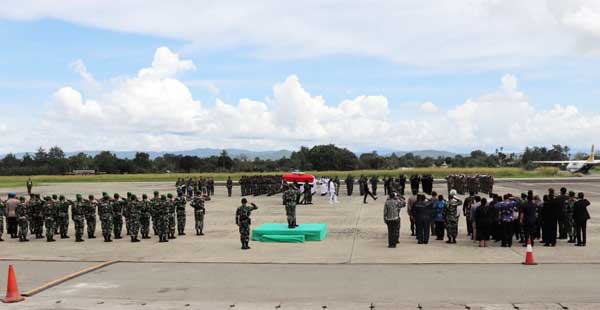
3,262,600,309
0,180,598,264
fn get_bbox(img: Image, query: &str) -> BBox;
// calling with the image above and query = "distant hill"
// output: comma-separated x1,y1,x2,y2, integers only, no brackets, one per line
3,148,462,160
5,148,293,161
377,150,458,158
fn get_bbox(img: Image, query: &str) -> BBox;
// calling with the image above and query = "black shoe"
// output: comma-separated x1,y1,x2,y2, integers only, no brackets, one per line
131,238,140,242
388,245,396,248
543,243,550,247
181,232,186,235
446,240,452,244
47,238,55,242
199,232,204,236
115,235,122,239
76,238,84,242
575,243,583,246
0,238,3,242
568,239,576,243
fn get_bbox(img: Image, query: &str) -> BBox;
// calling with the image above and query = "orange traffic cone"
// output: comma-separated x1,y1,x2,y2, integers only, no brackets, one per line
2,265,25,303
522,238,537,265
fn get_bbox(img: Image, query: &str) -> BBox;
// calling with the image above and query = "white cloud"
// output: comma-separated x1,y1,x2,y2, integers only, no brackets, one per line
419,102,439,113
2,1,600,67
5,47,597,153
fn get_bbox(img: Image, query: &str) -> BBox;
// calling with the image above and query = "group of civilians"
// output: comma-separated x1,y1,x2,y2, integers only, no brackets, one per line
384,187,591,248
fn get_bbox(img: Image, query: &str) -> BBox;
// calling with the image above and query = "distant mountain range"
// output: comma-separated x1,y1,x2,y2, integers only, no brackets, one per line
3,148,293,161
379,150,458,158
2,148,462,160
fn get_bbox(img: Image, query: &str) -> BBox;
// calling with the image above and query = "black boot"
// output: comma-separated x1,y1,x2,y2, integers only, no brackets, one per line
131,237,140,242
76,237,84,242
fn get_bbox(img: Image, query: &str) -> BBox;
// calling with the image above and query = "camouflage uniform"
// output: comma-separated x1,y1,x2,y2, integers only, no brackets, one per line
84,196,97,238
157,196,169,242
98,196,114,242
236,202,258,249
283,188,300,228
43,197,57,242
175,196,187,235
112,194,124,239
444,197,463,243
167,194,176,239
123,194,132,236
150,193,160,235
16,198,29,242
191,196,205,235
128,195,141,242
32,195,44,238
71,196,86,242
140,196,151,239
57,197,70,239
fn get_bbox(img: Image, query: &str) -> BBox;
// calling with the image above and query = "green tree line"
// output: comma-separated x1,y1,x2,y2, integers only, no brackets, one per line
0,144,572,175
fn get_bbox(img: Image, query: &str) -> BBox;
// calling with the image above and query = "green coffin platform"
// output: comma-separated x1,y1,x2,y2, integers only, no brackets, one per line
252,223,328,242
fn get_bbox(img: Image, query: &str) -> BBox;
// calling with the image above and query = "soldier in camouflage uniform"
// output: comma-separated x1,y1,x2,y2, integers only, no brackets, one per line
124,192,132,235
129,194,141,242
16,196,29,242
175,195,187,235
112,193,124,239
157,195,169,242
236,198,258,250
444,190,462,244
283,184,300,228
30,194,44,239
167,193,176,239
72,194,86,242
57,195,71,239
51,194,59,234
43,196,57,242
84,194,97,239
99,194,114,242
140,194,152,239
151,191,160,236
191,195,206,235
0,198,5,241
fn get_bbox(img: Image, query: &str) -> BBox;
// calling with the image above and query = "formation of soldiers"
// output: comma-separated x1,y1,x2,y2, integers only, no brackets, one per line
446,174,494,195
0,191,207,243
176,177,215,198
239,175,283,196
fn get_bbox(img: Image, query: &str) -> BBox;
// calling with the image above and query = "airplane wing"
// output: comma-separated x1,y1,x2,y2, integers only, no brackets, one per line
532,161,573,164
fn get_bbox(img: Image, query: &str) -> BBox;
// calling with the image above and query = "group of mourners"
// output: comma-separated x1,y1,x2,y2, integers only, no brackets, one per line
0,191,207,243
383,187,591,248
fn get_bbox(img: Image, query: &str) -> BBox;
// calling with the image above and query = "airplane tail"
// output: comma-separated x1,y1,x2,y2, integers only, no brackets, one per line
588,144,595,161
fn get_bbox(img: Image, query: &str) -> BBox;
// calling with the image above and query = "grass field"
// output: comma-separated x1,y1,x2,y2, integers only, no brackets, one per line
0,167,573,188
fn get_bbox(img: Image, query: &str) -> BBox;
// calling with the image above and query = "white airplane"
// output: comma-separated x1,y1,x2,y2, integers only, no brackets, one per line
533,145,600,174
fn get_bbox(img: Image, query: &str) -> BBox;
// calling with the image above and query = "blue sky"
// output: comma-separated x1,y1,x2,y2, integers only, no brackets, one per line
1,1,600,153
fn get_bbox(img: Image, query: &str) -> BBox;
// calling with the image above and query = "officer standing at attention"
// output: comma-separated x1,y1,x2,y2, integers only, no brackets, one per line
283,184,300,228
236,198,258,250
26,177,33,195
227,176,233,197
84,195,97,239
191,195,206,235
71,194,86,242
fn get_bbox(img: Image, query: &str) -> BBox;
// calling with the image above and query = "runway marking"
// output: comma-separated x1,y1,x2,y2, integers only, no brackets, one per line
21,260,119,297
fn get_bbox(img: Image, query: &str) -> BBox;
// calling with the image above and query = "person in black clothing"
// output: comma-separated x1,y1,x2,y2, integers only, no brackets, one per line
521,192,538,246
557,187,569,239
412,194,433,244
573,192,591,246
542,188,560,247
363,181,377,204
475,198,492,247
